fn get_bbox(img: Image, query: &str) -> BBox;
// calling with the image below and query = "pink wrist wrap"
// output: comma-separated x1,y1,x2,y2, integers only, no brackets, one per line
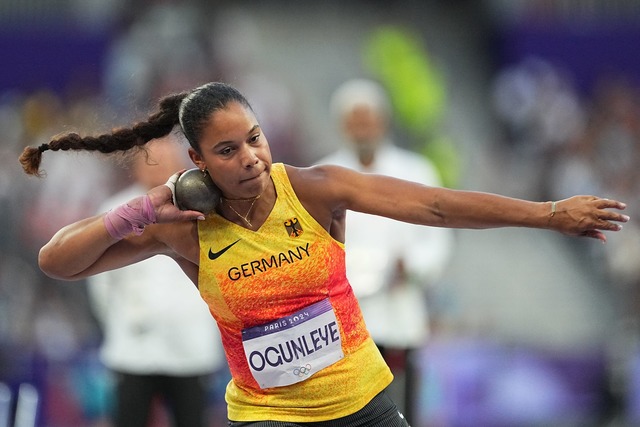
103,195,157,240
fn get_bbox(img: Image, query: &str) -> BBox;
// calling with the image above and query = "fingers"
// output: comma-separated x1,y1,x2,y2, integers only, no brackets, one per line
595,197,627,211
154,202,204,223
164,169,186,206
174,209,206,222
598,210,630,224
594,197,630,230
597,219,624,232
561,195,630,240
591,212,626,235
581,229,607,243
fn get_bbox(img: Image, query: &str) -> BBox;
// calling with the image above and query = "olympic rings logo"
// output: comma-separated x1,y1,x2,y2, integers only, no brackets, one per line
293,364,312,377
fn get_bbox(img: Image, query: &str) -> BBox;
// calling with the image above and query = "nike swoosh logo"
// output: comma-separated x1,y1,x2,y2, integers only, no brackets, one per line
208,239,241,260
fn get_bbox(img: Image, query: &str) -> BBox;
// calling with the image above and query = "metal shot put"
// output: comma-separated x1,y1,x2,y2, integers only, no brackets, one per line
173,168,221,214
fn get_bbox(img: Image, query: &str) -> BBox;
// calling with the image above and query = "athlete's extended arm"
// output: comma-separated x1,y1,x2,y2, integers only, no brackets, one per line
296,165,629,242
39,183,203,280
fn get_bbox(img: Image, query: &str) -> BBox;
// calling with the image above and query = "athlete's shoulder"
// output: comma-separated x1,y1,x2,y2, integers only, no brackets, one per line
284,163,359,192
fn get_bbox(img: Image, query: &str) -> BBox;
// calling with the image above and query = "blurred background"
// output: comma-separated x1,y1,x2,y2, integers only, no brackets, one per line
2,0,640,426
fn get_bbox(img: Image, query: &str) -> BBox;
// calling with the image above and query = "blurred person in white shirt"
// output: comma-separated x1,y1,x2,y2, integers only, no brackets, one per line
315,78,454,421
88,134,226,427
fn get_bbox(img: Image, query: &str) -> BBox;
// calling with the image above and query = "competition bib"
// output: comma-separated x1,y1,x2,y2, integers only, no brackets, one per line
242,298,344,389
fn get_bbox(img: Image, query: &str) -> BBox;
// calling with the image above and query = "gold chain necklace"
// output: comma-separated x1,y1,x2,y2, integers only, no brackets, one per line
223,195,261,227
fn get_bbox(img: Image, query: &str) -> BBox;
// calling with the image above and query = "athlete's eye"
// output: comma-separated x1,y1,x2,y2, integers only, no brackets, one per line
250,133,260,143
219,146,233,156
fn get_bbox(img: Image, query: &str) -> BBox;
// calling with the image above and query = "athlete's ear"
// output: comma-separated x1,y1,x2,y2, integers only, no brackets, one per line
188,147,206,171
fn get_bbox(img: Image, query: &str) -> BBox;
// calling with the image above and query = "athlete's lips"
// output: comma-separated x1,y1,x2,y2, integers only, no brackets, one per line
240,170,263,183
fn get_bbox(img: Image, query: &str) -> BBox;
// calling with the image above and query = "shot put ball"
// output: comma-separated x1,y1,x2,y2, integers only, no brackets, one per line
174,168,221,214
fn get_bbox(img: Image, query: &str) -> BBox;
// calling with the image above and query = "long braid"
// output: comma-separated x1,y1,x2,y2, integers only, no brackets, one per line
19,92,188,177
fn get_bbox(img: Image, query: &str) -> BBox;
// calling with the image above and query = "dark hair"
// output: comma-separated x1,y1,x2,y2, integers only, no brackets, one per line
19,82,252,177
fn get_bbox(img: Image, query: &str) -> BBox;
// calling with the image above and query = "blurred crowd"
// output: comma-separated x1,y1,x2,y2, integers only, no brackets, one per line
491,56,640,324
1,2,304,426
491,55,640,425
2,0,640,426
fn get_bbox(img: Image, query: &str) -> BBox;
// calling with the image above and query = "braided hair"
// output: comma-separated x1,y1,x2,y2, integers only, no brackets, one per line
19,82,253,177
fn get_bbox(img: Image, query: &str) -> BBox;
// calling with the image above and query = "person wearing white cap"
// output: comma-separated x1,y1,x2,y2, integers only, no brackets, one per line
316,78,454,420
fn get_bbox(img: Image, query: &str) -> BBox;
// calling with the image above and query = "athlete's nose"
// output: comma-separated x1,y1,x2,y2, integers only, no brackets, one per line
240,145,259,168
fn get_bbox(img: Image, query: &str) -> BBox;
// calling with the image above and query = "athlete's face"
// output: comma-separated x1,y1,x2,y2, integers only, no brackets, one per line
190,101,272,200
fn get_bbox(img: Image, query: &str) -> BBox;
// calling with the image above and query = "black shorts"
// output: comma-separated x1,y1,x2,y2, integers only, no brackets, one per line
227,388,411,427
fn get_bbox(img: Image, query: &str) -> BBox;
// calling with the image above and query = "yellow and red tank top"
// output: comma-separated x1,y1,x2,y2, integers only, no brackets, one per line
197,163,392,422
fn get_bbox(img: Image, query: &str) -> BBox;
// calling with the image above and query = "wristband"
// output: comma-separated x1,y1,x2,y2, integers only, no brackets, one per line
104,195,156,240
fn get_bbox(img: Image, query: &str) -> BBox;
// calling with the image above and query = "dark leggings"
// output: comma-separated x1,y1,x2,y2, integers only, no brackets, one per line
114,371,208,427
227,389,411,427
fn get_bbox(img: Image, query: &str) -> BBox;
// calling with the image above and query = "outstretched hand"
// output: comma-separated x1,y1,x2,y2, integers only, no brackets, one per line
552,196,629,242
147,170,206,223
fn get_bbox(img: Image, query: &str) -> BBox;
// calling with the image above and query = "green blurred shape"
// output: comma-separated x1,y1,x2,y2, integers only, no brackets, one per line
364,25,460,188
423,135,461,191
364,26,446,134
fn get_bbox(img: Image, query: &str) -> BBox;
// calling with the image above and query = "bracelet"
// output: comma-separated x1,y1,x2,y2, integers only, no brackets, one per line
103,195,156,240
550,201,557,217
